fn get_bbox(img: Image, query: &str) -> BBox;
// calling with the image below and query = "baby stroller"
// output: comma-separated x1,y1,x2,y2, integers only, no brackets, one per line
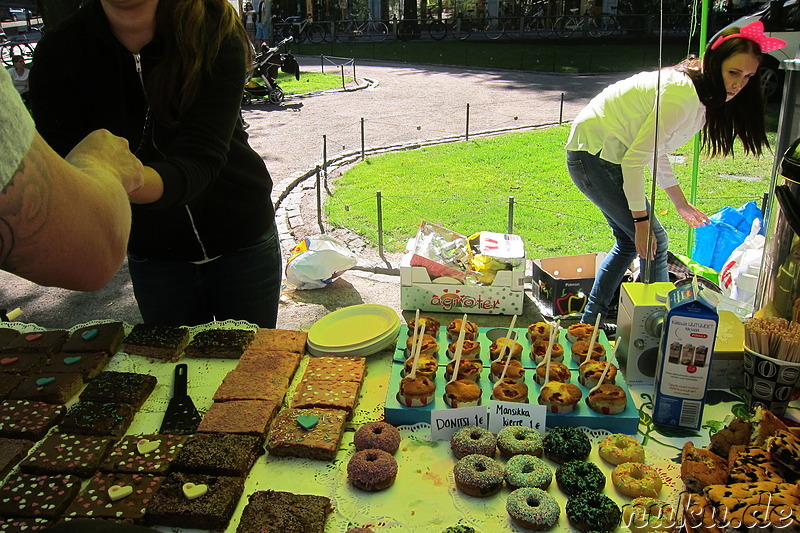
243,36,300,105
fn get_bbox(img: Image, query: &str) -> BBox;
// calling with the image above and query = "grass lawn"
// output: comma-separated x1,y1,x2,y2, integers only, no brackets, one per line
255,71,354,94
325,124,776,260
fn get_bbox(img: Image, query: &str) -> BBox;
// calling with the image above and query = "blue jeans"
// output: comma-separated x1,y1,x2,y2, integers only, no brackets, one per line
566,150,669,324
128,225,282,328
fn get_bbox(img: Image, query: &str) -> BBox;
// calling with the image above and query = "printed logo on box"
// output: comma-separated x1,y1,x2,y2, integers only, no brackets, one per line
555,290,587,316
429,289,501,312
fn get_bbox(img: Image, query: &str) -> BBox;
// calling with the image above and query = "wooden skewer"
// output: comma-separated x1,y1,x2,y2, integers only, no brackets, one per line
447,314,469,385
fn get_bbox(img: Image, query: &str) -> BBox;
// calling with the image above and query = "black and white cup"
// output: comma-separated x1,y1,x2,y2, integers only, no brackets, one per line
743,347,800,416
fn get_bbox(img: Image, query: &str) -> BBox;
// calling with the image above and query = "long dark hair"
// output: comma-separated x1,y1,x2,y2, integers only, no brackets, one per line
675,27,768,158
148,0,252,126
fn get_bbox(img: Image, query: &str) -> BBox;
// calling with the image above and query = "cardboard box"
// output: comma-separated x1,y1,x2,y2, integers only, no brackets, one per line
400,264,525,315
531,253,604,317
652,281,720,430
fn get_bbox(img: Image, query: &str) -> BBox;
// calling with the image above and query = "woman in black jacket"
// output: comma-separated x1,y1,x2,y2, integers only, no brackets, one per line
30,0,282,328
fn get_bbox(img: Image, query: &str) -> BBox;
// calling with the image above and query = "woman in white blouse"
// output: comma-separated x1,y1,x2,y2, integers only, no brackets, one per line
7,55,29,105
566,21,785,325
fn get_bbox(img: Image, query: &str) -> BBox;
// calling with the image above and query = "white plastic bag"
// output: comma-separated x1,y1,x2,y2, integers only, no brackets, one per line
718,219,764,316
284,235,357,290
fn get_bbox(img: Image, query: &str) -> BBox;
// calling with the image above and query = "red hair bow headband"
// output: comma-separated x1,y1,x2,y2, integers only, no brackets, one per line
710,20,787,52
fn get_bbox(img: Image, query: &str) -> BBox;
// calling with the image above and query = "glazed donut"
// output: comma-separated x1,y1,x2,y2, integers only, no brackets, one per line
526,322,552,344
504,455,552,490
543,426,591,464
622,496,677,532
450,426,497,459
598,434,645,466
611,462,663,498
586,384,628,415
531,340,565,364
555,460,606,495
490,359,525,383
506,487,560,531
453,454,504,497
497,426,543,458
533,362,570,385
566,491,622,532
446,318,478,341
353,422,401,454
347,449,398,491
407,316,440,336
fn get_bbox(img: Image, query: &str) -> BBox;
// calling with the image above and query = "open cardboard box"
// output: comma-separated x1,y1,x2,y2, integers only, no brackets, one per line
400,261,525,315
531,253,605,317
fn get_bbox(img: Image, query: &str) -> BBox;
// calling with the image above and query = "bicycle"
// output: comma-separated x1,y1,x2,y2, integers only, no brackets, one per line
1,31,35,67
552,8,616,38
335,14,389,42
274,15,326,44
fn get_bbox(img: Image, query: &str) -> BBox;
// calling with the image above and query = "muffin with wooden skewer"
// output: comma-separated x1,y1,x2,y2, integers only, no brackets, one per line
571,340,606,364
446,318,478,341
405,334,439,358
444,379,482,408
490,359,525,383
489,337,524,361
578,360,617,387
446,339,480,360
586,384,628,415
534,362,571,385
566,323,596,343
492,377,529,403
403,354,438,380
398,374,435,407
538,382,582,414
445,358,483,382
526,322,552,344
531,340,565,364
407,316,440,336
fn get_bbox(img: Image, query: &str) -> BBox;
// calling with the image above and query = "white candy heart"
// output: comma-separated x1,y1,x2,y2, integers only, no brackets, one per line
182,482,208,500
108,485,133,501
136,439,161,455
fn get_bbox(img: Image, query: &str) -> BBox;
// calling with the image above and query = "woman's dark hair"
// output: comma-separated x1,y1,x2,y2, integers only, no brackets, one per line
675,26,768,158
11,55,24,63
148,0,252,126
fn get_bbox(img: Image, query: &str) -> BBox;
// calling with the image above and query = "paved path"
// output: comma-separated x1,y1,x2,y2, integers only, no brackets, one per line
0,58,626,329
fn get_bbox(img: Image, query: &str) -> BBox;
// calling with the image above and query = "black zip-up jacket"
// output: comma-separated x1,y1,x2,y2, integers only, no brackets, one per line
29,0,274,262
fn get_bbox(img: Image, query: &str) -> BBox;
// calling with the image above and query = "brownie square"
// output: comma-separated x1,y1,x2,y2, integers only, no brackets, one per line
171,433,264,477
291,379,361,417
236,350,302,380
212,370,289,402
266,408,347,461
144,471,244,530
120,324,190,361
197,400,279,436
39,352,108,380
79,371,157,408
0,353,48,375
0,472,81,518
99,434,188,475
0,399,66,440
61,322,125,356
0,374,23,400
184,329,256,359
19,433,115,477
7,373,83,404
59,401,135,439
0,437,33,479
0,517,53,531
64,472,164,523
0,328,19,350
249,328,308,354
237,490,332,533
302,356,366,383
1,330,68,356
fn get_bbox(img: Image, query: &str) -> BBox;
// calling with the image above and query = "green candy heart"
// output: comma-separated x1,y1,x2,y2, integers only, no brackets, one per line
63,356,83,366
81,328,99,341
36,377,56,387
296,415,319,430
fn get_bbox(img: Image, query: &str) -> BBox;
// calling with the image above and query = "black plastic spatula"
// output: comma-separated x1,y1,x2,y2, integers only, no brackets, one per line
159,363,201,435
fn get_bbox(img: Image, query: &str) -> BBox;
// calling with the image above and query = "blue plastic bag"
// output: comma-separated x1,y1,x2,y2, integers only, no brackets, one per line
691,201,763,271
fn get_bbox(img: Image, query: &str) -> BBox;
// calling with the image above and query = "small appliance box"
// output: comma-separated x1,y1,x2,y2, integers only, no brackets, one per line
652,282,719,430
400,264,525,315
531,253,604,316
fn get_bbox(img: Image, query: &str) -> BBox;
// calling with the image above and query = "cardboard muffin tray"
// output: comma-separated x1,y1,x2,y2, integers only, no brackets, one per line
384,326,639,433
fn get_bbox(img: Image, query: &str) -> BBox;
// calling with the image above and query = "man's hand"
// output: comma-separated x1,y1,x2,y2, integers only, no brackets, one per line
635,221,657,260
65,129,144,194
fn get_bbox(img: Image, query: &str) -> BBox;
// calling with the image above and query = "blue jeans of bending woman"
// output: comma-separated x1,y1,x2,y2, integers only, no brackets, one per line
128,225,282,328
566,150,669,324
